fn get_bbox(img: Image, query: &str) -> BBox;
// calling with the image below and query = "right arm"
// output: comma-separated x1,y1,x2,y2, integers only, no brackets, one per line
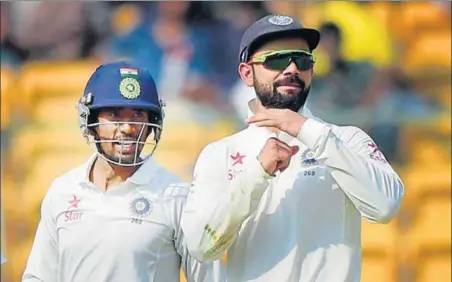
22,187,58,282
180,142,271,262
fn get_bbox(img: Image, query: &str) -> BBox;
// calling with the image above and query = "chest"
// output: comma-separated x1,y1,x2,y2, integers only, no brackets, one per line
266,147,345,215
54,192,175,256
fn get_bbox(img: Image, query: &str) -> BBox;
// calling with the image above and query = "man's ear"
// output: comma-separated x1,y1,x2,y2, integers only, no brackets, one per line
238,63,254,87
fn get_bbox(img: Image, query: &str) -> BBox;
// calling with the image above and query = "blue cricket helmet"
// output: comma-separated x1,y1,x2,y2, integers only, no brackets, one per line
82,61,163,115
77,62,165,166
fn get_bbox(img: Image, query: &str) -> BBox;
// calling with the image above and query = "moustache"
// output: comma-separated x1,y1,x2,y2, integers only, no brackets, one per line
274,76,306,89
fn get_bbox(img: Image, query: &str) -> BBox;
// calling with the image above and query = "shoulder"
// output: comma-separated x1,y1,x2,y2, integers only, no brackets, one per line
45,162,88,198
330,123,373,145
199,128,252,156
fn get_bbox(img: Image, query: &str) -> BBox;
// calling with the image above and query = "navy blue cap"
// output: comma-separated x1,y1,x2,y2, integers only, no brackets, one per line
82,62,162,115
239,15,320,63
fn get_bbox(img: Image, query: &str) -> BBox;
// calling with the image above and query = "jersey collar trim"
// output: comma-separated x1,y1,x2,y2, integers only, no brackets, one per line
77,154,158,186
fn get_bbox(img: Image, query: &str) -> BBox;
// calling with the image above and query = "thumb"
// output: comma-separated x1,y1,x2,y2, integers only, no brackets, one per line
290,145,299,155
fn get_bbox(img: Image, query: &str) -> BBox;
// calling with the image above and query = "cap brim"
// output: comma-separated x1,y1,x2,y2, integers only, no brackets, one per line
90,100,161,114
246,28,321,61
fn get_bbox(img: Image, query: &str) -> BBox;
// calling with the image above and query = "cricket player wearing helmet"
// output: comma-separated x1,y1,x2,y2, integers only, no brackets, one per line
22,62,225,282
181,15,405,282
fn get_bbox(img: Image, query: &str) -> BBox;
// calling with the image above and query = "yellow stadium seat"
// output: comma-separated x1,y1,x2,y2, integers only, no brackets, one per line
402,165,451,202
416,253,451,282
410,139,450,165
361,218,398,282
403,31,451,72
20,152,91,212
367,2,393,29
8,125,91,177
399,2,450,32
441,87,451,109
361,253,397,282
33,95,80,125
1,68,16,129
19,61,99,106
361,219,397,252
407,197,451,250
438,114,451,135
2,237,34,282
180,270,186,282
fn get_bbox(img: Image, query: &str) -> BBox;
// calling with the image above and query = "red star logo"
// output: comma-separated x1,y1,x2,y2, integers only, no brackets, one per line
231,152,246,166
69,195,81,208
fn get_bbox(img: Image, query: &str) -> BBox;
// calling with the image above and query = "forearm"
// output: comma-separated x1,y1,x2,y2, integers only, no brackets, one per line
182,157,270,262
298,119,405,223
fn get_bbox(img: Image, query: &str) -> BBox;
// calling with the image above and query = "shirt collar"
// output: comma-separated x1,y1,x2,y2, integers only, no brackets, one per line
78,153,159,186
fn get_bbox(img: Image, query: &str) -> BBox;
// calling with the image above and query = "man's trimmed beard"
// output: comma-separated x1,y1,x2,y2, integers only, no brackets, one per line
253,75,311,112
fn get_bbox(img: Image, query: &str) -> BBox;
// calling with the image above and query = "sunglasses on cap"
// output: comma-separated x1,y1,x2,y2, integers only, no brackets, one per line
249,49,315,71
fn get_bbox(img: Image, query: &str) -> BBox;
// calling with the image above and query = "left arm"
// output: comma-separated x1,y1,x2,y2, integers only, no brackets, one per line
297,119,405,223
169,183,226,282
247,109,405,224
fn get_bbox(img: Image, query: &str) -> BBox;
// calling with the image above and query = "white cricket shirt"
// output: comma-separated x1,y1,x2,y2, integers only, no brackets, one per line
1,250,5,264
181,102,405,282
22,154,225,282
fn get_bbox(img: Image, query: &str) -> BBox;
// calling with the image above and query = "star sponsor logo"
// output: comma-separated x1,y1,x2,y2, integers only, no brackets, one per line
68,194,81,208
368,143,388,164
230,152,246,166
64,194,83,222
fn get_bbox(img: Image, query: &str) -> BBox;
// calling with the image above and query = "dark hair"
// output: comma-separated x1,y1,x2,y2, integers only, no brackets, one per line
185,2,216,25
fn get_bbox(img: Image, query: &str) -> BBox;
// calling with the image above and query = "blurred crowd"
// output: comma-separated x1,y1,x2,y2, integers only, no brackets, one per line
1,2,451,281
1,1,450,165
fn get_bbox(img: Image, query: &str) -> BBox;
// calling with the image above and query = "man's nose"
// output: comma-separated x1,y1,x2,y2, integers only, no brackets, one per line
282,59,300,76
118,122,133,134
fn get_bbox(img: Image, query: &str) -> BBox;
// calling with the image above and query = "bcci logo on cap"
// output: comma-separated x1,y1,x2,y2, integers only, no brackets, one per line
268,15,293,26
119,68,141,99
130,196,153,217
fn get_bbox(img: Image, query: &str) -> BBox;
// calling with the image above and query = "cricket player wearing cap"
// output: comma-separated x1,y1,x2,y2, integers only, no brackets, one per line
22,62,225,282
181,15,405,282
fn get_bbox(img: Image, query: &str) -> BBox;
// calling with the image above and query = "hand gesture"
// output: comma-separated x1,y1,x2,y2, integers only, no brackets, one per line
258,137,299,175
246,109,307,137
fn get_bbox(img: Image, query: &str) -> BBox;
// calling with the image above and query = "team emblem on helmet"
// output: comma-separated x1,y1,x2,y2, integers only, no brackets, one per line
130,196,152,217
301,148,319,166
268,15,293,26
119,77,141,99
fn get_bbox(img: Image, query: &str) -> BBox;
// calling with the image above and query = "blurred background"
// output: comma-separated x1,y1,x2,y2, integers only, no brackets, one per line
0,1,450,282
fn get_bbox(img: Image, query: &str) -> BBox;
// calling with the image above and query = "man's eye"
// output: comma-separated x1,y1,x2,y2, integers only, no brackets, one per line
133,111,146,119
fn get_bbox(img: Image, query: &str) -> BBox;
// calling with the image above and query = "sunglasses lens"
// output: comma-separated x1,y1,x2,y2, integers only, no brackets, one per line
293,56,314,71
263,57,290,70
262,53,314,71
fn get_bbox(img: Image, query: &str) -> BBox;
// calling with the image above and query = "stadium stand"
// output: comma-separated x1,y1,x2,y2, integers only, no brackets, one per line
0,2,450,282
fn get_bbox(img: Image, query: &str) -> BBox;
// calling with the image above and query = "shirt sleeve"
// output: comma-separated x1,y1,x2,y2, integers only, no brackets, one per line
169,183,226,282
22,184,59,282
297,118,405,224
1,251,5,264
180,141,272,262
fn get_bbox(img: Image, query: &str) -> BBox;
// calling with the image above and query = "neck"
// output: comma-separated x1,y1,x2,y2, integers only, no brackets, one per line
90,157,139,191
249,99,280,134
